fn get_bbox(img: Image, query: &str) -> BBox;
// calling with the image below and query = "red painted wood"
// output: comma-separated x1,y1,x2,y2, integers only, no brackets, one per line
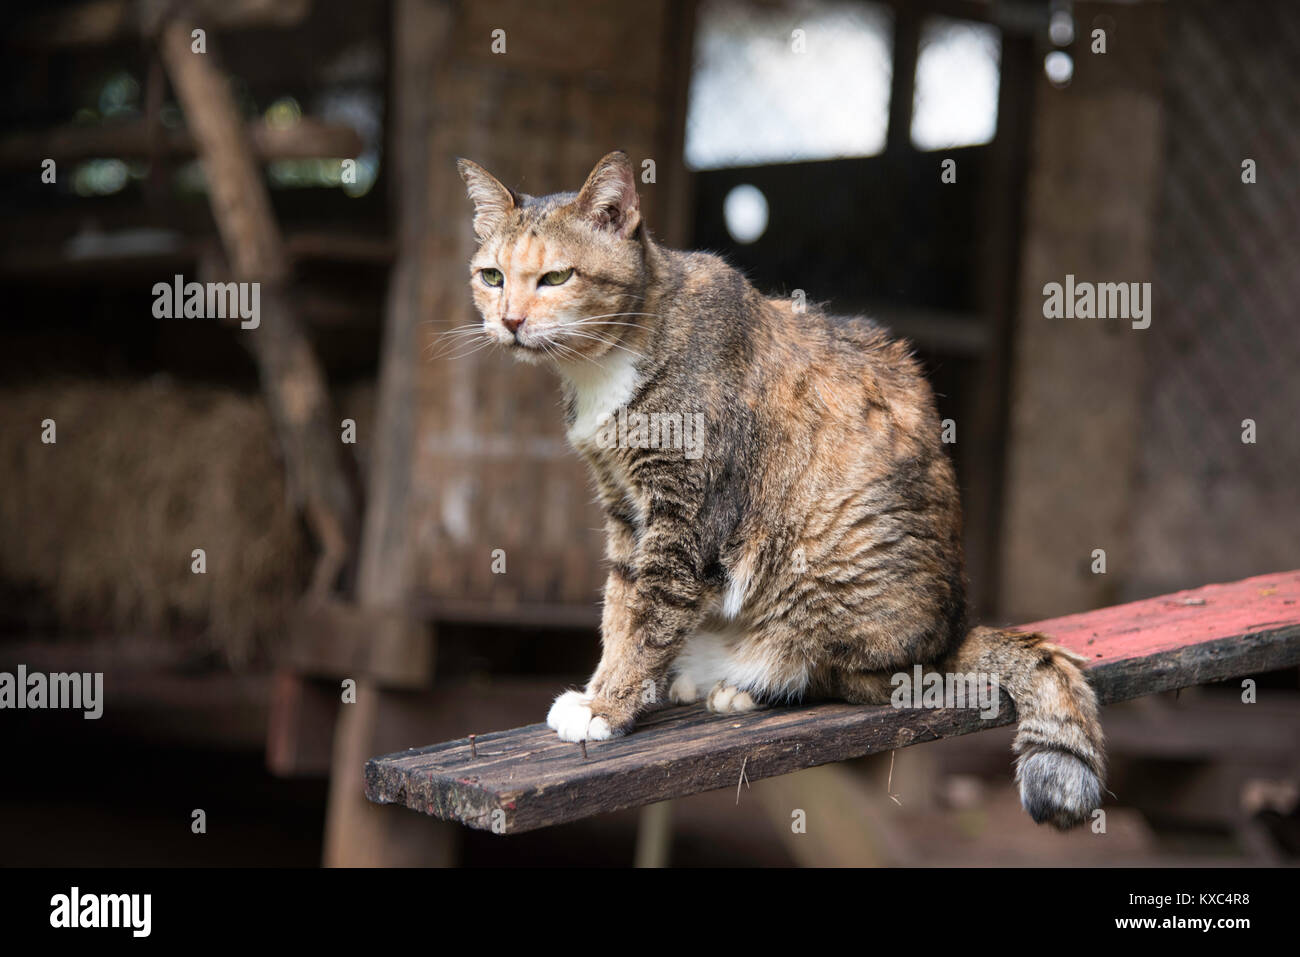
1025,570,1300,666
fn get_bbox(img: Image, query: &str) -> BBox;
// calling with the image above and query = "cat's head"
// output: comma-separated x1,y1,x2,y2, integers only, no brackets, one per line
457,151,648,365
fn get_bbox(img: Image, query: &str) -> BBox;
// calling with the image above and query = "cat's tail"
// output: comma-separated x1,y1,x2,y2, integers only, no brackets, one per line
941,626,1105,829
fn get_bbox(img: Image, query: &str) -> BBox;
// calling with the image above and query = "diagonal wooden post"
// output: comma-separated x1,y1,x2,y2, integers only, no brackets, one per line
158,18,359,596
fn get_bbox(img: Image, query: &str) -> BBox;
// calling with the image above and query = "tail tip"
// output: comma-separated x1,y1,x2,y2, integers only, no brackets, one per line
1017,749,1102,830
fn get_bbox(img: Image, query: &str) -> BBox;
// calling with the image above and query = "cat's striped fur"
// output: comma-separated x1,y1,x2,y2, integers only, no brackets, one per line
458,151,1105,828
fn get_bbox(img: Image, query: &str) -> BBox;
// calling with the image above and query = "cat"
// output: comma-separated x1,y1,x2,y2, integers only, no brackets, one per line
457,151,1105,828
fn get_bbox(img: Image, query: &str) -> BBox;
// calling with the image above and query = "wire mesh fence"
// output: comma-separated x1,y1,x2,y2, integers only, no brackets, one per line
1131,0,1300,598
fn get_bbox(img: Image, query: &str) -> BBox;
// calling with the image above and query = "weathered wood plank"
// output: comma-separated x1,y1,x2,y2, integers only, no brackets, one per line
365,571,1300,834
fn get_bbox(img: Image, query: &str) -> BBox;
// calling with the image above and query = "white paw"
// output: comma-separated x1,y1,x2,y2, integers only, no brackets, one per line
706,683,759,714
668,673,700,704
546,690,614,742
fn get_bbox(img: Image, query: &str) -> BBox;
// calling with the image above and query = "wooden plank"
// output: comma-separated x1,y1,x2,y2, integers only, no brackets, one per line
0,117,363,168
365,570,1300,834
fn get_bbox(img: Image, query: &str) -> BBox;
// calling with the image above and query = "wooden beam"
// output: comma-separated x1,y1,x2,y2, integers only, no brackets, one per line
962,27,1037,619
365,570,1300,834
267,675,562,778
1,230,393,279
632,801,673,868
15,0,312,50
752,764,905,867
884,6,919,156
284,598,432,688
996,2,1167,621
321,0,456,868
266,671,339,777
159,17,360,597
0,639,269,750
0,118,362,168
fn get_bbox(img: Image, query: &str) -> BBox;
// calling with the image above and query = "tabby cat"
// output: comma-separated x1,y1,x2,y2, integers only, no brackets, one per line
457,151,1105,828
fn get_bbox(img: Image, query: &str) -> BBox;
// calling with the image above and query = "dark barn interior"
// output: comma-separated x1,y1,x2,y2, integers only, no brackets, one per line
1,0,1298,867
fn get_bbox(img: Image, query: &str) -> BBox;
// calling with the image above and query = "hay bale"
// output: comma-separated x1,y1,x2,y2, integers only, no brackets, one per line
0,377,312,663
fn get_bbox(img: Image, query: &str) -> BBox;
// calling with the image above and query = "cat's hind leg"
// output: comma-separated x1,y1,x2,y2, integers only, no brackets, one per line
705,682,760,714
831,668,899,706
668,630,807,713
666,632,731,705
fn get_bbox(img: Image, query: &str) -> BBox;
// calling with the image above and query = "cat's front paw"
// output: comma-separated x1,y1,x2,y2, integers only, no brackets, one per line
546,690,616,742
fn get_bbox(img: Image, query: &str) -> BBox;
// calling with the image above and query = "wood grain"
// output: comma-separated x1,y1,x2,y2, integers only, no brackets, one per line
365,570,1300,834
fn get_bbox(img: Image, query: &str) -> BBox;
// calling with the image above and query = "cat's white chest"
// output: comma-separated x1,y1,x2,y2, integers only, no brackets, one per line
563,349,641,448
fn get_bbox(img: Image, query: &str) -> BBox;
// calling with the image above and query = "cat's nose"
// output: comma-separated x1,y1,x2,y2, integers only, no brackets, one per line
503,315,526,334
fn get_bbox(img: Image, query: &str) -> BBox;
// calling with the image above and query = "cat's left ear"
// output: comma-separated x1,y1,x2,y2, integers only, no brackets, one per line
575,151,641,239
457,158,518,241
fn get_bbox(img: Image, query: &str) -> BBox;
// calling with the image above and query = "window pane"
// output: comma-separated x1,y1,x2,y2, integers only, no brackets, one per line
911,16,1001,151
685,0,893,170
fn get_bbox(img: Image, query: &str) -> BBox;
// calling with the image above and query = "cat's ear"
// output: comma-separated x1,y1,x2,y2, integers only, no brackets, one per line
457,158,517,240
574,150,641,239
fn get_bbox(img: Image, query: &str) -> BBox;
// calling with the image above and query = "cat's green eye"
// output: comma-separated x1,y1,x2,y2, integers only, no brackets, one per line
480,268,504,288
539,268,574,287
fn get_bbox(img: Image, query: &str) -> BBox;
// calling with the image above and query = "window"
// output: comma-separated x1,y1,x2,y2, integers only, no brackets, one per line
685,0,894,170
910,16,1001,151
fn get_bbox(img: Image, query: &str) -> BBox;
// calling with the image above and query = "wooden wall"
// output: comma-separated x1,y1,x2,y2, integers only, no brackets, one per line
996,1,1166,622
362,0,696,623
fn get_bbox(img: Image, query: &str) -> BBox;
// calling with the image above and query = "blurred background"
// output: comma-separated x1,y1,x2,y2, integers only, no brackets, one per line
1,0,1298,866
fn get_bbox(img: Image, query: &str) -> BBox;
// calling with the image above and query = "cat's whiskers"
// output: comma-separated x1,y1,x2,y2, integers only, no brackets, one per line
428,324,489,353
566,320,647,333
431,323,489,342
539,337,594,369
553,312,660,361
555,330,645,360
426,337,484,362
536,333,601,367
428,324,496,362
571,312,662,324
439,339,498,363
429,331,489,358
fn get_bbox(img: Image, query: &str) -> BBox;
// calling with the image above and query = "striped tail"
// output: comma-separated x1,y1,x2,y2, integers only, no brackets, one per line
943,626,1106,829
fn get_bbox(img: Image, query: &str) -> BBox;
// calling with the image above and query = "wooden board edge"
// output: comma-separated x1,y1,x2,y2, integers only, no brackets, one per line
366,623,1300,834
